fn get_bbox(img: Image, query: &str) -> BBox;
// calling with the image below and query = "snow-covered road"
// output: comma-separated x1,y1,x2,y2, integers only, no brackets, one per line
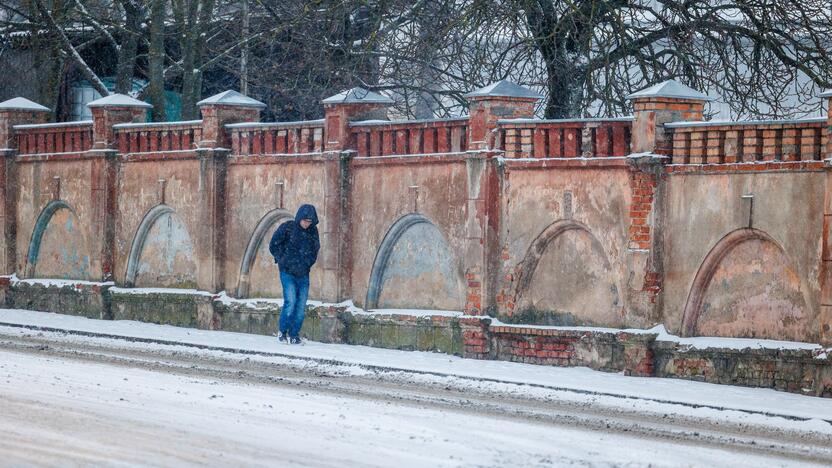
0,315,831,467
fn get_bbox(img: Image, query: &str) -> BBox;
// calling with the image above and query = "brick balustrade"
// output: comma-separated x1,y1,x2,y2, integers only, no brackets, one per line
14,121,93,155
349,117,468,157
114,120,203,154
227,120,325,155
665,118,827,164
497,117,633,158
8,108,829,171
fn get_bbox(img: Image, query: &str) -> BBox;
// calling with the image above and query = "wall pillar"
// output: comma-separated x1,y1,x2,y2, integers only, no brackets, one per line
197,90,265,292
87,94,152,281
465,81,541,151
629,80,711,155
819,91,832,345
88,94,151,150
0,98,50,276
197,90,265,149
464,81,541,315
626,81,712,322
322,87,393,302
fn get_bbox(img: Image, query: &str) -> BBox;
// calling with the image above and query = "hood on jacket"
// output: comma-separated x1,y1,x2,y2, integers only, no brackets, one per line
295,204,319,228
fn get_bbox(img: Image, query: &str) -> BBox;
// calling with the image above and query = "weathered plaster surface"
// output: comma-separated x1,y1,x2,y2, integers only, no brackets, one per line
501,167,639,327
350,160,469,309
696,237,810,340
35,207,91,280
15,159,98,279
133,210,197,288
375,221,464,310
519,227,622,326
115,159,200,285
225,159,326,298
663,171,823,340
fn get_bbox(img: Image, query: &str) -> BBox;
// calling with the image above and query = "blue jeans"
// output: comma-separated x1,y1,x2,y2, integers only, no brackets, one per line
279,271,310,338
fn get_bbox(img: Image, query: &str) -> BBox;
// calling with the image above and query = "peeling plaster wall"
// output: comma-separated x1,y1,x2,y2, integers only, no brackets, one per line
115,158,202,285
519,228,622,326
5,137,827,345
663,171,823,340
15,158,100,279
34,207,92,280
695,237,811,340
375,221,464,310
499,166,641,327
350,160,469,309
224,158,327,299
133,210,197,288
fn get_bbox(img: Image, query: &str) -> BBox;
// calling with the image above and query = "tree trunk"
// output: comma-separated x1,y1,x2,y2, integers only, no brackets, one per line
148,0,167,121
179,0,199,119
523,0,586,119
115,1,142,95
412,2,442,119
240,0,249,95
541,47,585,119
180,0,214,119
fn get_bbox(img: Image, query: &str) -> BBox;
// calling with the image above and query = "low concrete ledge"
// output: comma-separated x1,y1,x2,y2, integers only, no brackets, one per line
3,276,112,320
214,296,467,355
1,281,828,397
109,287,216,329
653,340,831,397
488,324,657,376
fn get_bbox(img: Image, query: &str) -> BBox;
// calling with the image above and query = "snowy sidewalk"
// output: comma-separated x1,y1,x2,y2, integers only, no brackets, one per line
1,308,831,424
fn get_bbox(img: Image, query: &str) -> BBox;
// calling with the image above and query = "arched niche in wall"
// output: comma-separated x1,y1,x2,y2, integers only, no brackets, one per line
237,208,293,298
25,200,92,280
366,213,464,311
513,219,621,326
681,228,812,341
125,204,197,288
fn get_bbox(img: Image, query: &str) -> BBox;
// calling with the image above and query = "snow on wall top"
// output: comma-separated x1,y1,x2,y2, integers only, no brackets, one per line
464,80,542,100
197,90,266,109
87,94,153,108
322,87,394,105
664,116,826,128
627,79,714,101
0,97,50,112
13,120,93,130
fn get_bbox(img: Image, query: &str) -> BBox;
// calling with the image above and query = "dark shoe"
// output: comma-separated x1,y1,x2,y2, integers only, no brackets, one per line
278,331,288,343
289,336,303,345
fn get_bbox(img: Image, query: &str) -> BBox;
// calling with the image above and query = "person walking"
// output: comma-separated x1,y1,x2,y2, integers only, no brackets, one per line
269,204,320,344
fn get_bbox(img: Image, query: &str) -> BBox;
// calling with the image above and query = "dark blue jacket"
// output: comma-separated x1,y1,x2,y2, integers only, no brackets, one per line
269,204,320,277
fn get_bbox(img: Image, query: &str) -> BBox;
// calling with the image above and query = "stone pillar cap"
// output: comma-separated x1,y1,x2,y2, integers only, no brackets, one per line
197,90,266,109
464,80,542,100
0,97,51,112
627,79,713,101
322,87,394,105
88,93,153,108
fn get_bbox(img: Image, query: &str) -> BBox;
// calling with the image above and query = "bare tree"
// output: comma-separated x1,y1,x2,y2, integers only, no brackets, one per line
467,0,832,118
3,0,830,122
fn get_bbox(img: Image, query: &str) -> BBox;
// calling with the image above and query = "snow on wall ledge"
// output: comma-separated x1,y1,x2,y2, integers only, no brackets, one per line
1,278,830,397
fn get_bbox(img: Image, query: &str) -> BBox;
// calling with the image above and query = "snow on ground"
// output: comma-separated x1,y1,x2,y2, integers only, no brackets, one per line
0,309,830,427
2,349,816,468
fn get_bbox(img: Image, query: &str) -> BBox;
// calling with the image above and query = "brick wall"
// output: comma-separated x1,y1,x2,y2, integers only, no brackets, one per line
2,81,832,354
